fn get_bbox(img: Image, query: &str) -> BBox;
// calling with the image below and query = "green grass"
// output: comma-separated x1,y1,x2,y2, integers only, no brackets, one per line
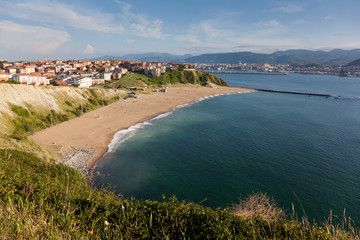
1,149,358,239
112,73,150,88
10,104,30,118
151,69,229,86
112,70,229,88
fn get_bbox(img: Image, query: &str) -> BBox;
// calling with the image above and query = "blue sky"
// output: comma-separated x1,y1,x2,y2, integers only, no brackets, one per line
0,0,359,61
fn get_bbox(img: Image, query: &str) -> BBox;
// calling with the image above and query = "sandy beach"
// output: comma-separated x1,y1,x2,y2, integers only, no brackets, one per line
29,85,254,174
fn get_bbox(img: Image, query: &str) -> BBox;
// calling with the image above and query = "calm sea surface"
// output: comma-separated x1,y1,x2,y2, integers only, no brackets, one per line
94,73,360,224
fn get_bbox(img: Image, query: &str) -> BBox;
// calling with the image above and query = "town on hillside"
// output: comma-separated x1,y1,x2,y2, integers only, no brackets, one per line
0,59,359,88
196,62,360,77
0,59,195,87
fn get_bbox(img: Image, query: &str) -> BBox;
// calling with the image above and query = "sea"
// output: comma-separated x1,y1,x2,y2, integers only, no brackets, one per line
93,73,360,225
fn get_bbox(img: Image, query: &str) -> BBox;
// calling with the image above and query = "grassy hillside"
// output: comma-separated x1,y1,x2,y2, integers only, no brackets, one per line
2,149,357,239
112,70,229,88
151,70,228,86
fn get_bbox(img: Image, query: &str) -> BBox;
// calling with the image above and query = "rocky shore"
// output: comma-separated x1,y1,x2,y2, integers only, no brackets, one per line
57,147,95,176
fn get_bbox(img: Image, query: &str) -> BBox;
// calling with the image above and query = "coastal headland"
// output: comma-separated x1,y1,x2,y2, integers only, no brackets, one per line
29,85,253,174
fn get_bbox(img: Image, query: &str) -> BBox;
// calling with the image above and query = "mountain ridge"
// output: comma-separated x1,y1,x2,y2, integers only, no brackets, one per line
91,49,360,66
344,57,360,67
91,53,192,63
184,49,360,66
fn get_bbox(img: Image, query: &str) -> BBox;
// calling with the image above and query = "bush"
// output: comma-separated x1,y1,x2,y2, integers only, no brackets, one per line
65,100,73,107
232,192,285,220
89,89,98,98
88,98,98,105
10,105,29,117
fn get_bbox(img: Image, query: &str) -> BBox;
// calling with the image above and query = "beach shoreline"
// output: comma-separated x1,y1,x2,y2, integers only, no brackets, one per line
29,85,254,174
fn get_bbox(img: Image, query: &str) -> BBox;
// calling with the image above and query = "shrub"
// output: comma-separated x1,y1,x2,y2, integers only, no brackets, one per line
232,192,285,220
65,100,73,107
88,98,98,105
89,89,98,98
10,105,30,117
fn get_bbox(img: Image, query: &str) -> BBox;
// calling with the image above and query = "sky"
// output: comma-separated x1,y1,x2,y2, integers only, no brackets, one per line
0,0,359,61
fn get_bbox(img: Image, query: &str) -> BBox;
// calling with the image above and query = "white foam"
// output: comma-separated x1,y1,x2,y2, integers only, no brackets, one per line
105,90,255,154
152,111,173,120
107,121,151,153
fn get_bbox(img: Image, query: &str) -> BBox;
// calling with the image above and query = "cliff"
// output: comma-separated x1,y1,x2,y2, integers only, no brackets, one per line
0,84,126,138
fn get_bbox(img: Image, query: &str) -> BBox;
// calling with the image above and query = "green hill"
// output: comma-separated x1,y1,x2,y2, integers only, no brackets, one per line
1,149,356,239
150,70,229,86
345,58,360,67
184,49,360,66
113,70,229,87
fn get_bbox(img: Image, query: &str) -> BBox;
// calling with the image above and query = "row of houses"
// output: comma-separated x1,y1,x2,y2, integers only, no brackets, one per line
0,58,196,87
0,73,49,85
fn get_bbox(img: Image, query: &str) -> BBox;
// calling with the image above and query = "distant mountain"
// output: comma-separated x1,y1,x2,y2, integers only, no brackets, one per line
90,49,360,66
90,56,123,60
184,49,360,66
344,58,360,67
90,53,192,63
272,49,327,56
121,52,192,63
185,52,275,65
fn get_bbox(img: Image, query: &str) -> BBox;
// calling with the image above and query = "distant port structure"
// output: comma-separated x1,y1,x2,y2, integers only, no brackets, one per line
208,71,288,75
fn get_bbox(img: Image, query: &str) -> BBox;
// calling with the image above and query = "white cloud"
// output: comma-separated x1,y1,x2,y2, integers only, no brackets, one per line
0,0,167,39
116,1,167,39
257,20,281,27
229,37,304,53
276,4,303,13
83,44,95,54
174,34,200,43
0,20,70,54
175,18,236,45
0,0,124,33
324,15,335,20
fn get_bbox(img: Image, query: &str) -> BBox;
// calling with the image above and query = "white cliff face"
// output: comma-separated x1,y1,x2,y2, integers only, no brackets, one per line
0,84,124,135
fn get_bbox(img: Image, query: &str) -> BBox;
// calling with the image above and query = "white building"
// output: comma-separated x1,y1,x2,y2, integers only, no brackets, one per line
11,74,49,85
104,66,115,73
76,77,93,88
144,66,166,76
100,72,112,80
67,77,93,87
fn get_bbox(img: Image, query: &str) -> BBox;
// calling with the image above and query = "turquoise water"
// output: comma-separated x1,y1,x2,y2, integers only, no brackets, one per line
94,73,360,224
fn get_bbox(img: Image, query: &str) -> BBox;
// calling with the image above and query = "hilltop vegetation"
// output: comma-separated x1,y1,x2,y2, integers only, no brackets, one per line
112,70,229,88
1,149,358,239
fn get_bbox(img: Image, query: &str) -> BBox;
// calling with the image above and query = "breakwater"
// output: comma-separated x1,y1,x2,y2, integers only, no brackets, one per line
254,88,333,97
208,71,288,75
